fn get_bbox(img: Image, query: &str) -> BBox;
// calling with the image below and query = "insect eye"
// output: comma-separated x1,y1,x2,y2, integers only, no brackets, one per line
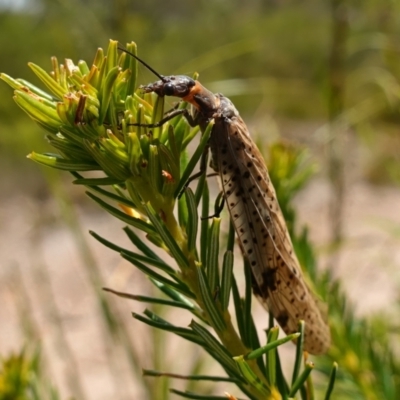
164,83,175,96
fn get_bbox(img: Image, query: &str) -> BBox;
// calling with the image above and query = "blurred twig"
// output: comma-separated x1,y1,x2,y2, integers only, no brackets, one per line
327,0,349,246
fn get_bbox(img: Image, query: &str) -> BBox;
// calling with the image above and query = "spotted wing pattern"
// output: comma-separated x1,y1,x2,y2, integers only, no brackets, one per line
208,96,330,355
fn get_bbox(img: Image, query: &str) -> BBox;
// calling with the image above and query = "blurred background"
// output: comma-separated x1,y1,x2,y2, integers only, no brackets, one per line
1,0,400,399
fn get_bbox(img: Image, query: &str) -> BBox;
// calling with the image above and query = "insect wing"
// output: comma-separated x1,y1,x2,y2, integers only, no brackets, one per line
209,110,330,355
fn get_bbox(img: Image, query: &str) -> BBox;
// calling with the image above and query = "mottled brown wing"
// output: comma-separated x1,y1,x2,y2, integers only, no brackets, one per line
209,112,330,355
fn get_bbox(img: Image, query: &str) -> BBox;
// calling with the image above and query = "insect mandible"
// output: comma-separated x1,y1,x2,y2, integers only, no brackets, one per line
121,48,331,355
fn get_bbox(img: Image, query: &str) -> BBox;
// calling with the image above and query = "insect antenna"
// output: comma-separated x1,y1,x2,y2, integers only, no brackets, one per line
118,45,165,82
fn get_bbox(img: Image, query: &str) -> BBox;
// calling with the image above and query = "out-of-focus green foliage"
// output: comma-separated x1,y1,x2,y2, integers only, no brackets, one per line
1,0,400,118
2,0,400,185
0,349,61,400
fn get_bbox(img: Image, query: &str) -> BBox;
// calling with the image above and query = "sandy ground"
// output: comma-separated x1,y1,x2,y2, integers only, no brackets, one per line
1,149,400,399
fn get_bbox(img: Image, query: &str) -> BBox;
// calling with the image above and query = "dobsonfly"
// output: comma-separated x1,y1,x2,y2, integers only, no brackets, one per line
121,48,330,355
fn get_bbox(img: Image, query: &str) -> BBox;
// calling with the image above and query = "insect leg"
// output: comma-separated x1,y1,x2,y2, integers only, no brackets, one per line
201,191,225,220
129,108,199,128
164,100,182,114
129,108,186,128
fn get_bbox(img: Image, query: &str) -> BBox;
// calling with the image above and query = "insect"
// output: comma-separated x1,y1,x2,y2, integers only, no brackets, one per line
121,48,331,355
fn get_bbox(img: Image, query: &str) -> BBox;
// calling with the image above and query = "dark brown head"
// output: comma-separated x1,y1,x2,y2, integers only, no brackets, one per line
118,46,217,112
140,75,196,98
